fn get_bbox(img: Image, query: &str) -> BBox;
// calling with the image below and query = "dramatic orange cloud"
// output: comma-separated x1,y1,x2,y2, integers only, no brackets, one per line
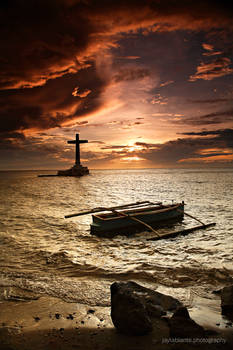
189,57,233,81
1,0,233,169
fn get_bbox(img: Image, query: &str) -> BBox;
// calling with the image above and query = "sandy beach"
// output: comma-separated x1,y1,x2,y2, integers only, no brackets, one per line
0,284,232,350
0,294,170,350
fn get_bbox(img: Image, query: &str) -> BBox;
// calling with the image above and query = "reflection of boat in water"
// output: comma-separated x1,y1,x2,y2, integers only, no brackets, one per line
90,201,184,236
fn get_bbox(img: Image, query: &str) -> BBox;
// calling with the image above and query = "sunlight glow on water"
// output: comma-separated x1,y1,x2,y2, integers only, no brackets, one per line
0,168,233,304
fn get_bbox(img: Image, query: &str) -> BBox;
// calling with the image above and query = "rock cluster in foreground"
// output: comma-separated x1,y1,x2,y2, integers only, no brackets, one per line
110,281,214,340
110,281,233,342
111,281,184,336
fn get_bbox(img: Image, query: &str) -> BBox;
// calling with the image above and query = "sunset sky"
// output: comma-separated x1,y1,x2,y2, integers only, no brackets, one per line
1,0,233,169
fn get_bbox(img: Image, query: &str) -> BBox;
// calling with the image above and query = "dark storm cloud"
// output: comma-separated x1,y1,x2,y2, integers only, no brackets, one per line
100,145,128,150
99,129,233,163
0,0,92,90
1,0,233,90
84,129,233,167
88,140,105,144
140,138,207,163
181,109,233,126
187,98,233,104
0,66,106,134
135,142,159,149
0,132,26,150
1,0,233,138
0,133,70,160
132,128,233,165
179,128,233,147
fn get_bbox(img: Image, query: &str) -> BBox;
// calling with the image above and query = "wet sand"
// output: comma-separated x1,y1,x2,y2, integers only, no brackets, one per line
0,291,232,350
0,296,170,350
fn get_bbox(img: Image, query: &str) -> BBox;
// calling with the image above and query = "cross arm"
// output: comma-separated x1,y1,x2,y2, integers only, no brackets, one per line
79,140,88,144
67,140,88,144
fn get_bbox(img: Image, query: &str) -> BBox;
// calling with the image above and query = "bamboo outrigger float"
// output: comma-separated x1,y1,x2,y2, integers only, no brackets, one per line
65,200,215,238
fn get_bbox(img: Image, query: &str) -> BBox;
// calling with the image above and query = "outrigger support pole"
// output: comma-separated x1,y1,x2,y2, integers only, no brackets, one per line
179,209,205,226
111,209,160,236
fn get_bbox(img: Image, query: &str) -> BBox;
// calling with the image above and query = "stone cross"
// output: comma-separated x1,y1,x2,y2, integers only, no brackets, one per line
67,133,88,165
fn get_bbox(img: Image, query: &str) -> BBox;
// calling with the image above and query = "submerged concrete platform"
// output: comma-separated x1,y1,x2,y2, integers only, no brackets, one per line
57,164,89,177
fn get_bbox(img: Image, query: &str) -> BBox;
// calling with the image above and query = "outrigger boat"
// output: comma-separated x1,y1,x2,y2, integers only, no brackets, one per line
90,201,184,236
65,200,216,238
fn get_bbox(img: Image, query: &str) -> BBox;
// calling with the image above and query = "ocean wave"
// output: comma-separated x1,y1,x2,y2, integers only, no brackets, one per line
7,248,232,288
0,264,232,307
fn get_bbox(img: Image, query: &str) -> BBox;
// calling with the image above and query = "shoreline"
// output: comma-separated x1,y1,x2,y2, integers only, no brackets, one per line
0,284,232,350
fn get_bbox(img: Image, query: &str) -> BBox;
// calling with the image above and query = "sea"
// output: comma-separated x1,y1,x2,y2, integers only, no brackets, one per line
0,168,233,316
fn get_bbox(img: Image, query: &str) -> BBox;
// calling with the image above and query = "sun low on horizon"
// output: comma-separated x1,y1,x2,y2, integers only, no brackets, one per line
0,0,233,170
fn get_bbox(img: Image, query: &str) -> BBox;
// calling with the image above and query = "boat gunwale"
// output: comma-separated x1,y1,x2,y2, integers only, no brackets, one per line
93,203,183,222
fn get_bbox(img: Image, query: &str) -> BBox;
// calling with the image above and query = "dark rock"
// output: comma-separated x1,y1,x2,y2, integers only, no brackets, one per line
147,304,165,318
111,285,152,335
110,281,182,336
33,317,40,322
55,313,61,319
87,309,95,314
169,306,205,338
172,306,190,319
66,314,74,320
220,285,233,320
212,289,222,295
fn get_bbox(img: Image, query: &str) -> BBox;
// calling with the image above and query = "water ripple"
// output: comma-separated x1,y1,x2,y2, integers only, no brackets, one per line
0,168,233,303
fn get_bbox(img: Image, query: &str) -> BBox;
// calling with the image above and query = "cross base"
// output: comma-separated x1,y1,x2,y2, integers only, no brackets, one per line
57,164,89,177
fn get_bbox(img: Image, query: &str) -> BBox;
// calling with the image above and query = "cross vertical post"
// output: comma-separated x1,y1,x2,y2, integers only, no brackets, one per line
75,133,80,165
67,133,88,166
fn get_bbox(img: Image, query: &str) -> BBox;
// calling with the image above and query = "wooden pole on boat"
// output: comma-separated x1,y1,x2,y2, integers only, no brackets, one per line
111,209,160,237
179,209,205,226
64,201,160,218
65,207,107,218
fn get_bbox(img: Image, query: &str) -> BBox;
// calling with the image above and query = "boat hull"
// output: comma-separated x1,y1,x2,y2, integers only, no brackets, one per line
90,202,184,236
